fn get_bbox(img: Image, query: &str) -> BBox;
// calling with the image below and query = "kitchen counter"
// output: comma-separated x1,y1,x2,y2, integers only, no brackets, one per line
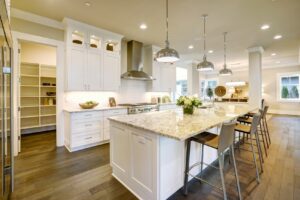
109,103,256,141
63,106,127,113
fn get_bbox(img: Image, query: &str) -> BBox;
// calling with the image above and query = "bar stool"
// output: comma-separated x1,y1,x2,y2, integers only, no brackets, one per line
234,114,262,182
239,106,270,150
183,122,242,200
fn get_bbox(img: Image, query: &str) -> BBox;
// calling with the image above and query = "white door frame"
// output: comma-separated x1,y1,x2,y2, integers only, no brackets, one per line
12,31,65,156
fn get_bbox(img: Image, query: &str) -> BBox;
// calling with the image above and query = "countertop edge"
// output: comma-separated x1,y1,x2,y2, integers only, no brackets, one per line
63,106,127,113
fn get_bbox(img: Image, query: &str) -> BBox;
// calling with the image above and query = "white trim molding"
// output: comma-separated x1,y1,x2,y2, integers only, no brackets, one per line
11,8,64,30
12,31,65,156
247,46,264,54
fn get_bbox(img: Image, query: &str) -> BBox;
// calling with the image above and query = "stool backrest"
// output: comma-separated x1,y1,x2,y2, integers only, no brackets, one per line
262,105,269,118
218,121,236,154
250,113,261,135
261,99,265,109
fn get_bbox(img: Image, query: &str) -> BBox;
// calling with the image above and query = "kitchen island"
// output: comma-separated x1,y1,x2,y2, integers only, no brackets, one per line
108,103,256,200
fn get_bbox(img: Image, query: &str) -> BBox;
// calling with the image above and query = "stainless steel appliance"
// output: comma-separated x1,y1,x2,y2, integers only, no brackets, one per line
0,1,14,199
118,103,159,114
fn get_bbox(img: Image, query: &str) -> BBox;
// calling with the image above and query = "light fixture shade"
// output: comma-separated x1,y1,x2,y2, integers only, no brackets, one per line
219,65,233,76
197,56,214,71
156,47,180,63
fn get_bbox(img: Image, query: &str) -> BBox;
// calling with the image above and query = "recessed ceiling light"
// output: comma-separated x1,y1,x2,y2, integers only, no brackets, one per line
276,61,281,64
208,50,214,53
188,45,194,49
85,2,91,7
139,24,147,30
261,24,270,30
274,35,282,40
271,53,276,56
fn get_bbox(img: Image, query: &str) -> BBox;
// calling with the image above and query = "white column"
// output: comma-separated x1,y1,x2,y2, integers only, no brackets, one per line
247,46,264,108
187,64,200,97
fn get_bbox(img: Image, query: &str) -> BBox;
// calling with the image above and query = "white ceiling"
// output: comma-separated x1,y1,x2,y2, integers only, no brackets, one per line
11,0,300,70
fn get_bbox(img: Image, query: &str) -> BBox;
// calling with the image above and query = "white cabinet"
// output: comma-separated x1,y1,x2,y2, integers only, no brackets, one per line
68,46,86,91
64,108,127,152
159,63,176,92
86,49,102,90
144,45,176,92
64,18,123,92
102,52,121,91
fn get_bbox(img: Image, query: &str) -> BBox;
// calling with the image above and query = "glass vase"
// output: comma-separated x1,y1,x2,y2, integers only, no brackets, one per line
183,106,194,115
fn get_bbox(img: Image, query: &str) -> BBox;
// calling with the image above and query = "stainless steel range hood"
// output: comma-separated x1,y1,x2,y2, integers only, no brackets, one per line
121,40,154,81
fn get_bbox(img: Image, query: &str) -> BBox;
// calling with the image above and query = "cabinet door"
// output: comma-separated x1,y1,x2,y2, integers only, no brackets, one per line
160,64,176,92
68,47,86,91
86,50,102,90
151,62,161,92
103,53,120,91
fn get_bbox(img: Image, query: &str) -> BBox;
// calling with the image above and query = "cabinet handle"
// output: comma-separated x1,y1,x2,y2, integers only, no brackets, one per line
138,136,146,144
85,136,93,140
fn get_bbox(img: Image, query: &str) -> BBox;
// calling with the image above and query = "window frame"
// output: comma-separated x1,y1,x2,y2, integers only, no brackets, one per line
199,78,218,100
277,72,300,103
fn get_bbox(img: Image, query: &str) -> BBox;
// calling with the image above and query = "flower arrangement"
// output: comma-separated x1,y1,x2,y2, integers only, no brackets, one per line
176,96,202,114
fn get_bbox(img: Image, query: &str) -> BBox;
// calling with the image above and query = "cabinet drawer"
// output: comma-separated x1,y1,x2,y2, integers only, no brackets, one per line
103,109,127,116
72,133,101,147
72,111,103,121
71,120,102,134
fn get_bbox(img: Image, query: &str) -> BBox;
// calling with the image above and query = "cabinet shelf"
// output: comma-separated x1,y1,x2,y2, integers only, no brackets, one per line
21,74,39,78
21,105,39,108
21,115,39,119
41,114,56,117
21,85,39,87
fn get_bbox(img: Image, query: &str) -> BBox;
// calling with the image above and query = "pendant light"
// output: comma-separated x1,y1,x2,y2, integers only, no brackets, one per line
197,14,214,71
156,0,180,63
219,32,233,76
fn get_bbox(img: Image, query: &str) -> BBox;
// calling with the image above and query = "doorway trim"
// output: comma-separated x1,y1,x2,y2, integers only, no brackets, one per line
12,31,65,156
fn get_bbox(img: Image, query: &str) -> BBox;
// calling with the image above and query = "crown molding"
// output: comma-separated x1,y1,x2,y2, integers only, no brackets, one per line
247,46,264,53
11,8,64,30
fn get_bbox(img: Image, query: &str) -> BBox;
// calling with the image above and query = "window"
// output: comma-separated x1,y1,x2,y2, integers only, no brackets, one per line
278,73,300,102
200,79,218,100
176,67,188,98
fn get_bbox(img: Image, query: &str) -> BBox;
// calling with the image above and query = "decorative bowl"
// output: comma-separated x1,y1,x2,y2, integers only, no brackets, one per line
79,101,99,109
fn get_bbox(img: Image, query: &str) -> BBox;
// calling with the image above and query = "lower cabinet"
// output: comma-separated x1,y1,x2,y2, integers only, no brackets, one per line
64,108,127,152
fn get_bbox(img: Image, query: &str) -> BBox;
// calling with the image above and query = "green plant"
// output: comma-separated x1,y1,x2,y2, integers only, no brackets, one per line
291,86,299,98
206,87,214,99
281,86,289,99
176,96,202,114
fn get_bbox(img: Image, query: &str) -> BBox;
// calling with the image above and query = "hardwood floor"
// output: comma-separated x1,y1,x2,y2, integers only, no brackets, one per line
11,115,300,200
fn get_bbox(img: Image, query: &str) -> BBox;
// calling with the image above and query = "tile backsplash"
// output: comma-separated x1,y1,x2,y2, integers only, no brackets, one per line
64,79,170,108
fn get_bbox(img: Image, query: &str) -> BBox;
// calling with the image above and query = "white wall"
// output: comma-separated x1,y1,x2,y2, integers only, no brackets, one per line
20,41,56,65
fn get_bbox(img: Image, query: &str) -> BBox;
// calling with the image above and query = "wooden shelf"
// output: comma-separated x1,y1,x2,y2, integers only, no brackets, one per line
20,62,57,132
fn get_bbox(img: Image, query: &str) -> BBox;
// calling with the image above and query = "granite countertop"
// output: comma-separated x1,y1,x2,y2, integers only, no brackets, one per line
63,106,127,113
109,103,256,141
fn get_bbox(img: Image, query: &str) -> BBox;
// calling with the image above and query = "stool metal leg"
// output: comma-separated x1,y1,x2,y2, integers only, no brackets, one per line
231,145,242,200
264,117,271,144
218,153,228,200
250,131,260,183
259,122,268,157
255,130,264,173
183,139,191,195
200,143,204,180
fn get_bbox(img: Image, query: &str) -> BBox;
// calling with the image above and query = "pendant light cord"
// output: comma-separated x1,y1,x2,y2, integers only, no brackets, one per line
202,15,207,57
224,32,227,69
165,0,169,48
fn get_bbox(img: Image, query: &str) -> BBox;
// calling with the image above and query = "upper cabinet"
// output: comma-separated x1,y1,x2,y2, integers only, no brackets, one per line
144,45,176,92
63,18,123,91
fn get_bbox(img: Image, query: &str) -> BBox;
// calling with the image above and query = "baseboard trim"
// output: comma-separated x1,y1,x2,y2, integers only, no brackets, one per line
268,109,300,116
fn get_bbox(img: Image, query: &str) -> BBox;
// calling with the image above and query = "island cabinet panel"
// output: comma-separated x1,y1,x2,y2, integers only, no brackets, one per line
110,121,218,200
110,122,159,200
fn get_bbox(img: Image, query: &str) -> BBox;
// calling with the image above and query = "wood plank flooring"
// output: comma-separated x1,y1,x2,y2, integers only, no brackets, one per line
11,115,300,200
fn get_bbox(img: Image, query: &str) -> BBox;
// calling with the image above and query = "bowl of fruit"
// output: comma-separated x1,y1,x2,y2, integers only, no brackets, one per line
79,101,99,109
